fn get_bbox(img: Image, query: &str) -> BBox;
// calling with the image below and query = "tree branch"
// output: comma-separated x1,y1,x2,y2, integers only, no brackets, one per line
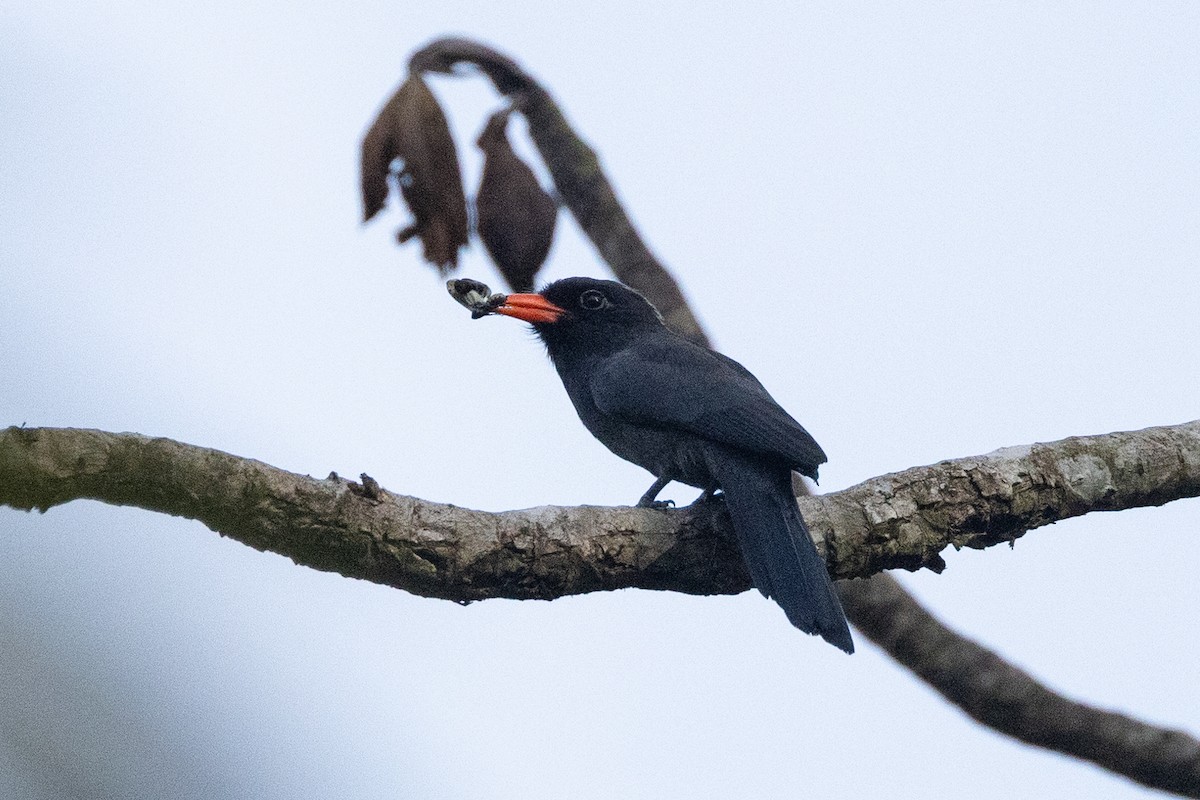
7,421,1200,796
7,35,1191,795
841,574,1200,796
3,422,1197,600
402,37,1200,794
5,419,1199,794
409,37,710,346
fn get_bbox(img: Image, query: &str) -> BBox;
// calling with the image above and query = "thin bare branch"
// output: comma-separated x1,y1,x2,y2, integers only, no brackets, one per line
840,574,1200,796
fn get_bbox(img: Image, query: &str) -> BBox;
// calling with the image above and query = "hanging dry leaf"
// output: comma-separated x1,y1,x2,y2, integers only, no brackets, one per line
474,108,558,292
360,74,469,272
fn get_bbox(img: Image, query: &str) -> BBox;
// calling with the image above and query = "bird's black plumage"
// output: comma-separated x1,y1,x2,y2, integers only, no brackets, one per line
503,277,852,652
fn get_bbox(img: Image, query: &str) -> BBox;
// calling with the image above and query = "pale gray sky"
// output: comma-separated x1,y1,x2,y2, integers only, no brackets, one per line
3,2,1199,798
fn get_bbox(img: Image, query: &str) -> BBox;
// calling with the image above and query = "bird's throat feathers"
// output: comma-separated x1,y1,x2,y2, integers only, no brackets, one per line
534,308,665,364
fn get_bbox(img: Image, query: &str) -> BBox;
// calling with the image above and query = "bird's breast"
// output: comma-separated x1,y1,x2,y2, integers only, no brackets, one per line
554,357,714,488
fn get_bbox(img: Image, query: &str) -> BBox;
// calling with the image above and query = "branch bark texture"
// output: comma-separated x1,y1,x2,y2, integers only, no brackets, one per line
4,425,1200,794
5,422,1200,794
3,421,1198,600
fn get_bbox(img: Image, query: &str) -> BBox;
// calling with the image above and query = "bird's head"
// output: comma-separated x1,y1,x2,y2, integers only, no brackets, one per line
494,277,664,352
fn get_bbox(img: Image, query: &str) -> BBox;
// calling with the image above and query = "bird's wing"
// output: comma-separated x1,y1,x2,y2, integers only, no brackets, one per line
590,337,827,475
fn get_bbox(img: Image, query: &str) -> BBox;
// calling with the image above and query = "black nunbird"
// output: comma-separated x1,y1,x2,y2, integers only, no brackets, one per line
493,277,853,652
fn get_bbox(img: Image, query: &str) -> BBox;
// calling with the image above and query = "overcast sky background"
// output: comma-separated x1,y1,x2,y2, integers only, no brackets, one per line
2,2,1199,798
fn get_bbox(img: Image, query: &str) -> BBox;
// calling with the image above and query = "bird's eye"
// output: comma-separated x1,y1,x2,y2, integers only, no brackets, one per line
579,289,608,311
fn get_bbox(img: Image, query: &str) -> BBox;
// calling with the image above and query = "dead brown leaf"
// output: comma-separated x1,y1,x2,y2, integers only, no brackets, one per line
360,74,469,272
474,108,558,291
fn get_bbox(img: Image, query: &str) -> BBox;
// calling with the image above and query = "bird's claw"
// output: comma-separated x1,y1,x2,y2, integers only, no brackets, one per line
636,498,675,509
688,489,725,508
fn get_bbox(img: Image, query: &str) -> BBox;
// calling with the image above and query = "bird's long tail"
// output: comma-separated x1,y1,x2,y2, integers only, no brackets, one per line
707,451,854,653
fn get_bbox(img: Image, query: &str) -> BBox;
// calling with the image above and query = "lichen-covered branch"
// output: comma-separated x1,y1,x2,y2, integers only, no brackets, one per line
4,423,1200,793
3,422,1198,600
840,573,1200,796
806,423,1200,577
409,37,709,346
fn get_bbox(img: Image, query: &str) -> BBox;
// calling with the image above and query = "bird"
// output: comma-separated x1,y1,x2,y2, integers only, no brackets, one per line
491,277,853,652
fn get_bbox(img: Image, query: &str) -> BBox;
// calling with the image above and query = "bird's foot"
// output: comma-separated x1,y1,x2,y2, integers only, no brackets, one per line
636,498,675,509
636,476,672,508
688,488,724,507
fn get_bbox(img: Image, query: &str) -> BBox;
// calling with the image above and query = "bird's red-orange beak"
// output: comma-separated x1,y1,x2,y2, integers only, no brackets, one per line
493,293,565,324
